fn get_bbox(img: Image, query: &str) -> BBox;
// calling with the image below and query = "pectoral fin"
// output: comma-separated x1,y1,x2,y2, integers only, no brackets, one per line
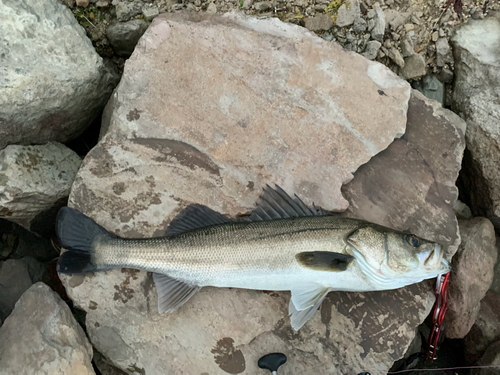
289,285,331,331
296,251,354,272
153,273,200,313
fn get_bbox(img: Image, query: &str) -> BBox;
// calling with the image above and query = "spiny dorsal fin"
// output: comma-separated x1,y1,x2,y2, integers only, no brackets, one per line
249,184,324,221
166,204,235,237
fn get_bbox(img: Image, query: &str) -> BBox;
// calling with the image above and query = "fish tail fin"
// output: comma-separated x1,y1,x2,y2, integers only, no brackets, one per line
56,207,112,274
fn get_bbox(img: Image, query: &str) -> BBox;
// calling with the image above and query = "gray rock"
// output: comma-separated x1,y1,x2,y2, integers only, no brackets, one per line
0,143,81,230
471,340,500,375
242,0,253,9
304,14,334,31
453,200,473,220
401,54,426,80
464,291,500,364
106,20,150,57
142,5,159,21
254,1,271,11
116,1,142,21
353,17,368,33
388,47,404,67
362,40,382,60
451,17,500,230
0,0,119,149
336,0,360,27
0,283,94,374
412,74,444,106
384,9,410,31
437,67,454,83
60,13,425,375
436,37,451,67
400,38,415,57
0,257,47,323
371,3,385,42
207,2,217,14
445,218,497,339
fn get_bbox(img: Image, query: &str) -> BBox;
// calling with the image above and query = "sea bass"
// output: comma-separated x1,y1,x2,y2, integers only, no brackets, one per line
57,185,450,330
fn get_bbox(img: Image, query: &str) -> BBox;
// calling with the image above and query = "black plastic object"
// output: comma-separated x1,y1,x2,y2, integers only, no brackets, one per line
357,372,371,375
258,353,287,373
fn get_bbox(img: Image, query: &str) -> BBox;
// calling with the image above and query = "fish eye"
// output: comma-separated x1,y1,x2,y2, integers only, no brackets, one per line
405,235,422,247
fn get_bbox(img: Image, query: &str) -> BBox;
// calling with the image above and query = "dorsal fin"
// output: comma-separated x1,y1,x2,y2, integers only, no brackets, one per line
249,184,324,221
166,204,235,236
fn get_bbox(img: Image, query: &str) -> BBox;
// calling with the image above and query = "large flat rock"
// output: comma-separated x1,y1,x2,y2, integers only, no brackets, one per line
60,13,466,375
100,12,410,214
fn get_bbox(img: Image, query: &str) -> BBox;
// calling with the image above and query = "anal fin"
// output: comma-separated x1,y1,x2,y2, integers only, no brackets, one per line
153,273,200,313
289,284,331,330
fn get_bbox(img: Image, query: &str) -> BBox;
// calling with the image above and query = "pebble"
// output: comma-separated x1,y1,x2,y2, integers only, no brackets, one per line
404,23,414,32
76,0,90,6
142,5,159,21
304,14,334,31
242,0,253,9
401,53,426,79
431,31,439,41
437,67,454,83
388,47,405,67
400,38,415,57
439,28,445,37
353,17,368,33
207,2,217,13
336,1,361,27
254,1,271,11
362,40,382,60
435,37,450,67
370,3,385,42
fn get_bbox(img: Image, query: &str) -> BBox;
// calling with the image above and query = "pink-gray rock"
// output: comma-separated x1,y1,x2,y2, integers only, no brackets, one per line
0,0,119,149
58,14,469,375
465,291,500,364
445,218,497,339
0,142,81,230
0,283,94,374
451,17,500,231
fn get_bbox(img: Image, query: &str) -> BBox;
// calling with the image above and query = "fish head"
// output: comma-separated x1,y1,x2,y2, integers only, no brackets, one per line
346,225,450,289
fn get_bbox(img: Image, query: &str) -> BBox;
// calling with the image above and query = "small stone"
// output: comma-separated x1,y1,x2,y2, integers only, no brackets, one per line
400,38,415,57
304,14,334,31
410,15,420,25
367,18,376,32
76,0,90,6
384,9,410,31
439,28,445,37
404,23,414,32
431,30,439,42
436,37,451,67
106,20,150,57
401,54,426,80
413,74,444,105
437,67,454,83
96,0,109,6
254,1,271,11
206,2,217,13
321,33,334,41
361,40,381,60
242,0,252,9
336,0,361,27
116,1,142,21
383,39,392,48
454,200,472,220
377,48,386,58
371,3,385,42
367,8,376,18
294,0,308,7
142,5,159,21
388,47,404,67
391,32,400,41
353,17,367,33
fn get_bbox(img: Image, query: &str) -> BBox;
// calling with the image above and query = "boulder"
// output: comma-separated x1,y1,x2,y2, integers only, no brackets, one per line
0,257,47,324
0,283,94,374
60,14,465,374
0,142,81,231
451,17,500,230
444,218,497,339
0,0,119,149
465,291,500,363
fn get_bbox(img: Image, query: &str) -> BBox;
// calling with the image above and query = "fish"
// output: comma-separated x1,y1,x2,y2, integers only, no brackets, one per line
56,184,450,330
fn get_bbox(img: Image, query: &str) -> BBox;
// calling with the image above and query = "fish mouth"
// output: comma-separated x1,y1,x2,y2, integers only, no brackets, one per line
419,243,447,271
